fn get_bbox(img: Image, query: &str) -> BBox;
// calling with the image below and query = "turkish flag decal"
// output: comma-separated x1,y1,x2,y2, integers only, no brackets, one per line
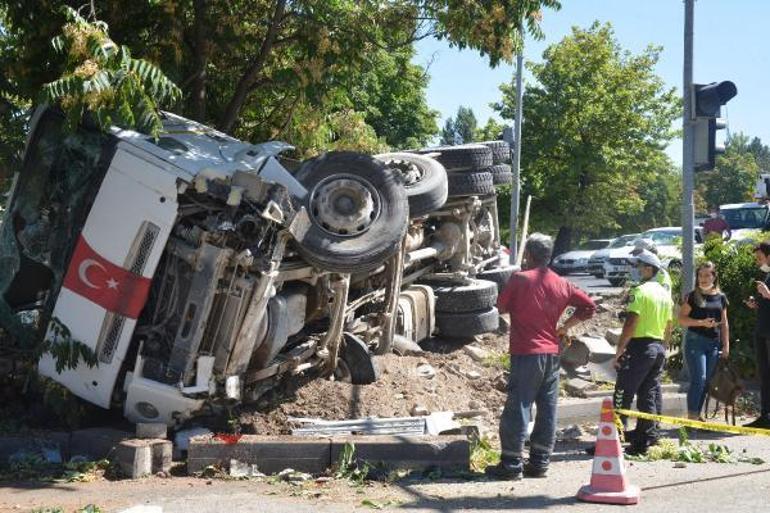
62,235,152,319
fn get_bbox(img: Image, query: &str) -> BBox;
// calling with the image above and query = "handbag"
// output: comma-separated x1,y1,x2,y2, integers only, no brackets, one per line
704,359,744,425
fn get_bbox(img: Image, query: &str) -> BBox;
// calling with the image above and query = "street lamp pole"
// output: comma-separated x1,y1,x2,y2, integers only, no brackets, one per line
682,0,696,294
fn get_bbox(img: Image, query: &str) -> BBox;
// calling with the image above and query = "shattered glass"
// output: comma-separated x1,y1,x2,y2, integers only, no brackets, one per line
0,109,113,349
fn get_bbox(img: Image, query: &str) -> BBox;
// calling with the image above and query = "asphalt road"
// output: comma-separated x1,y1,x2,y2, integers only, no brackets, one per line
566,272,624,296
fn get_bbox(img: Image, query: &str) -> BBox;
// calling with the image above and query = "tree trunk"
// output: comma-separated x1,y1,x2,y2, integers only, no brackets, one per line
218,0,287,133
552,226,573,262
190,0,210,121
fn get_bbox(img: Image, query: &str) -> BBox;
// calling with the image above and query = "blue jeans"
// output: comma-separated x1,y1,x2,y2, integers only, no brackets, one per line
684,330,721,415
499,354,560,471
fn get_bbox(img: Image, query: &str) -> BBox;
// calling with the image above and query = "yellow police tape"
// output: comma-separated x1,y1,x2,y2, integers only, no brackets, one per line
613,408,770,437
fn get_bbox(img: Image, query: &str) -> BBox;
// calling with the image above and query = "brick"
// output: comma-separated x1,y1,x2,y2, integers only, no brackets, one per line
136,423,168,440
330,435,470,472
149,439,173,473
187,435,331,475
70,427,132,460
115,439,152,479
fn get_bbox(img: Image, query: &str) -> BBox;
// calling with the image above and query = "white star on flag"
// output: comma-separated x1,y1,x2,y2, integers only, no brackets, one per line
106,278,119,290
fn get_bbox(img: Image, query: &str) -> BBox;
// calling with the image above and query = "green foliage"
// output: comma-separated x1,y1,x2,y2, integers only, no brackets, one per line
41,6,180,137
41,317,98,374
469,436,500,471
440,106,478,145
494,22,680,241
696,134,761,209
634,435,763,465
476,117,505,141
334,442,370,485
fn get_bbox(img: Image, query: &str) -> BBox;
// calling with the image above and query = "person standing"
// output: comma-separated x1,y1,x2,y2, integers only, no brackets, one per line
488,233,596,480
612,250,673,455
678,262,729,420
744,242,770,429
702,207,732,240
629,239,672,292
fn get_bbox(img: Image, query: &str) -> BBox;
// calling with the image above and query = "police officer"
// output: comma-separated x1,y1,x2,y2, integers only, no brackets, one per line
629,239,672,292
613,250,674,455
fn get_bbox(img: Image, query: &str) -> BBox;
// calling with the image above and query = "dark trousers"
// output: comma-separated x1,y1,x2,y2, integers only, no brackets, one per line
499,354,560,471
613,338,666,447
756,335,770,418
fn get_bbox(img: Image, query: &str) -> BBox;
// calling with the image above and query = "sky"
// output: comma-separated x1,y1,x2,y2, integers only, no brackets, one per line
413,0,770,165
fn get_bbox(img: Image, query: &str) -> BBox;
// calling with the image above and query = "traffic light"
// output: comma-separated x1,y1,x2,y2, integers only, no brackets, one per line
692,81,737,171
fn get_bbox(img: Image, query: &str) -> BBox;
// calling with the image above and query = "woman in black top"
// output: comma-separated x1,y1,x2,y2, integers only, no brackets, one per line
678,261,729,420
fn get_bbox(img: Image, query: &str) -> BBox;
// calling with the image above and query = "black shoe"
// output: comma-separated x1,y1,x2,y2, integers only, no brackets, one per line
485,462,523,481
523,462,548,478
625,444,648,456
743,417,770,429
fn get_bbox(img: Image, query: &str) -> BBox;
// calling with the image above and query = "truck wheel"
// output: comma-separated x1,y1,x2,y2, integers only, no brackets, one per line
374,152,448,217
336,333,379,385
426,278,498,313
478,140,511,164
477,264,517,292
436,307,500,338
295,152,408,273
417,144,493,172
447,171,494,197
483,164,513,185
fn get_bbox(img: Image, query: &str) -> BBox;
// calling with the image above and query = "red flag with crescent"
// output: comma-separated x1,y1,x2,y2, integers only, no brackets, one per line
62,235,152,319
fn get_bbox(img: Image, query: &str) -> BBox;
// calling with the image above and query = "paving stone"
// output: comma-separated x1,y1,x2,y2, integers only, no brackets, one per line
149,439,173,473
605,327,622,346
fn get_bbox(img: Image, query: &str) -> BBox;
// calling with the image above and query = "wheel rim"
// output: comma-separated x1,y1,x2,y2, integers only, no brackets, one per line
309,173,381,237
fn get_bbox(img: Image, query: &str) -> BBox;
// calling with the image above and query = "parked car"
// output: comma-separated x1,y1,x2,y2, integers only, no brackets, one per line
587,233,640,278
551,239,612,276
719,202,770,241
603,227,691,287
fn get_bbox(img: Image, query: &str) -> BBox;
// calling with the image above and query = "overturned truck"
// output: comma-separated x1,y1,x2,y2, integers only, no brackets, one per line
0,108,513,426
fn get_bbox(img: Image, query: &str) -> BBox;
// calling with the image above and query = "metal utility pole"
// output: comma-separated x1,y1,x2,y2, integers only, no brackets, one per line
509,50,524,265
682,0,696,294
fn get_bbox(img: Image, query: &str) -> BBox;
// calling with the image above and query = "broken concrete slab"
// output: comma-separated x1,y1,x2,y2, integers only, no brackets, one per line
330,435,469,472
115,439,153,479
174,427,213,460
577,336,615,363
605,327,622,346
463,345,491,363
70,427,132,461
187,435,332,475
136,423,168,440
564,377,597,398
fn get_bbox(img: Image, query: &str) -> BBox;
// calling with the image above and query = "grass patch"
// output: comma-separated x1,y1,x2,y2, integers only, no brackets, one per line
483,352,510,370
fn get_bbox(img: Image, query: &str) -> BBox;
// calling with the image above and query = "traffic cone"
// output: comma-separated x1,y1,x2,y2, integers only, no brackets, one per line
577,398,640,505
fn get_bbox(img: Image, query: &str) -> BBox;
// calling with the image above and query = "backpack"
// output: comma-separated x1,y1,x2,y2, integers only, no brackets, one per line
704,359,744,425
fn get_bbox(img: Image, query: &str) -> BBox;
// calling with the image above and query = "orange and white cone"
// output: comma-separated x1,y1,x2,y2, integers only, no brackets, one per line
577,398,640,505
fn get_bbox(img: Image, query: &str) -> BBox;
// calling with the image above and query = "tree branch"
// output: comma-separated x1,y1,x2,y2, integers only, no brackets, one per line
189,0,210,121
218,0,287,133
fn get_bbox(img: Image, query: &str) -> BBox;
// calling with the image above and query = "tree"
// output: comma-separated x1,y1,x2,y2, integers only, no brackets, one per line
476,117,504,141
696,136,760,209
0,0,560,162
440,116,457,145
748,136,770,173
493,22,680,253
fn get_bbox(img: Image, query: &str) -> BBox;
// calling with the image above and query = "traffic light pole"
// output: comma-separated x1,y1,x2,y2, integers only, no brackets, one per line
509,50,524,265
682,0,696,295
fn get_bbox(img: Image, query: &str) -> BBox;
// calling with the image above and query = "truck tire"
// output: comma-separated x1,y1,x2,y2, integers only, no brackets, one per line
478,140,511,164
436,307,500,338
447,171,494,197
483,164,513,185
426,278,498,313
477,264,517,292
417,144,493,172
374,152,448,217
294,152,408,273
336,333,379,385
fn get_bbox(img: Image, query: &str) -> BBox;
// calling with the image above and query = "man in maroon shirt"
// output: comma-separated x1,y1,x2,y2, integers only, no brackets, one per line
702,207,731,240
486,233,596,480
